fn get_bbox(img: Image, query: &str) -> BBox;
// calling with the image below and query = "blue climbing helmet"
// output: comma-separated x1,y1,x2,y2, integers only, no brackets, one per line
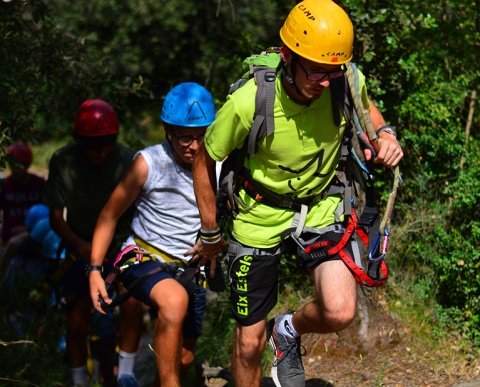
160,82,216,127
31,218,52,243
25,203,49,231
42,230,66,260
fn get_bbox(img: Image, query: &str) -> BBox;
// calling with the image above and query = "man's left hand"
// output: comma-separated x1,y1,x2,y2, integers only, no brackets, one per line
364,132,403,167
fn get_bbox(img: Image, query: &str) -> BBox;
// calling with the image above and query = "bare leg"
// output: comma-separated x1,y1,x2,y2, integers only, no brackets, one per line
150,278,189,387
181,337,197,374
119,296,144,352
232,319,267,387
66,293,91,368
293,260,357,334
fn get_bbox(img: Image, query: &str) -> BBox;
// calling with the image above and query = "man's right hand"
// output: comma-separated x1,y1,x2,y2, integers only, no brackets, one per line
184,238,227,278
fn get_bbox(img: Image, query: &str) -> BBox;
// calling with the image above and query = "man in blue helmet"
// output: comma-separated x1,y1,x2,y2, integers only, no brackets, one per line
88,82,217,387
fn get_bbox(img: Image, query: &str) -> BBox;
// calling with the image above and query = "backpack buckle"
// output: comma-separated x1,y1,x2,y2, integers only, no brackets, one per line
264,71,276,82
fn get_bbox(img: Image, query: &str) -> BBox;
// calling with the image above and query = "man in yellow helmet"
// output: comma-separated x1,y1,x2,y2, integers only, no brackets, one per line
188,1,403,386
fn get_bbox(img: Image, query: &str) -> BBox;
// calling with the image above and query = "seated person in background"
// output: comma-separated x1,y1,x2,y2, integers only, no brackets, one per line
0,141,46,282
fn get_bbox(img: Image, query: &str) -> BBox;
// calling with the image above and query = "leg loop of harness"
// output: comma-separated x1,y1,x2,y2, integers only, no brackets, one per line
292,209,389,287
101,244,194,310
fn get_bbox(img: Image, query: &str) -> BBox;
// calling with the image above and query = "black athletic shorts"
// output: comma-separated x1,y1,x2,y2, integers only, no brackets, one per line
227,242,280,326
227,230,353,326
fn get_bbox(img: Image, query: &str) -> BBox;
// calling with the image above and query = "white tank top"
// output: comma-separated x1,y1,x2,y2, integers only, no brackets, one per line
128,141,199,262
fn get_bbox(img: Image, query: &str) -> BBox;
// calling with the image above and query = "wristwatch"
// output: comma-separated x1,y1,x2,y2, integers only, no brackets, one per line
376,125,397,138
85,264,104,276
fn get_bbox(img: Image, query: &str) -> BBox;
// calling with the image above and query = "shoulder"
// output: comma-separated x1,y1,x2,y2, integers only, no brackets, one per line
48,142,79,166
51,142,77,158
116,142,134,154
136,142,168,166
227,78,257,114
115,143,135,162
137,142,166,159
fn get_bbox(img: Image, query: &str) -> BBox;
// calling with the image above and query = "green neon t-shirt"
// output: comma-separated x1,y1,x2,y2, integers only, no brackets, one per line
206,70,370,248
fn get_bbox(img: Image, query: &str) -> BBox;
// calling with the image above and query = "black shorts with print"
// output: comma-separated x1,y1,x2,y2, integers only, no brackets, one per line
227,240,280,326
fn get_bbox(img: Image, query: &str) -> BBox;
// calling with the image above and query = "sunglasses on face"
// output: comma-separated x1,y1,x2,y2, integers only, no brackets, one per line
296,60,345,82
170,133,204,147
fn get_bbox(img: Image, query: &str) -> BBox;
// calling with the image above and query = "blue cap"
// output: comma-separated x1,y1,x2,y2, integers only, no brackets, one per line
160,82,216,127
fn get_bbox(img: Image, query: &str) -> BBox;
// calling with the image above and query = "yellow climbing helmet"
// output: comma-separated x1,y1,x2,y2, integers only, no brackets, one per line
279,0,354,65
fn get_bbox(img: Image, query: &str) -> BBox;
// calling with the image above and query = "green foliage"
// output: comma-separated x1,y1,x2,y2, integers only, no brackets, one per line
0,274,68,385
1,0,292,152
196,291,236,368
2,0,480,371
0,1,120,143
391,140,480,342
341,0,480,342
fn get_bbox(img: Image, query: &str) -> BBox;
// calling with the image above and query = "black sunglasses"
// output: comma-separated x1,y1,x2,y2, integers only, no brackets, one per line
296,60,345,82
170,133,205,146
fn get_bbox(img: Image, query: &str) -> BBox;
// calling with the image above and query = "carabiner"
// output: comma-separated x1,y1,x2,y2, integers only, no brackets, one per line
381,228,390,255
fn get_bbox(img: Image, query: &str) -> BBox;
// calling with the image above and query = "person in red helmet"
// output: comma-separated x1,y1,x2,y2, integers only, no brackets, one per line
43,99,144,387
0,141,46,280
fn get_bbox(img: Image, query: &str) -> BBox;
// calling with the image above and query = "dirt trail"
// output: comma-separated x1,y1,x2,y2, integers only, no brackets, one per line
134,291,480,387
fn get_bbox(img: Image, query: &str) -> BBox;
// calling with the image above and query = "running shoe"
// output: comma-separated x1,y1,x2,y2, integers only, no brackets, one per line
268,313,305,387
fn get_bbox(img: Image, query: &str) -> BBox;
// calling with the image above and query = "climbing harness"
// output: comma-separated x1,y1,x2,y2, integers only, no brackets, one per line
100,244,199,310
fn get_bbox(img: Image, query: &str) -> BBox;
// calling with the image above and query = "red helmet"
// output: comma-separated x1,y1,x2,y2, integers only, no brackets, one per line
7,141,33,167
73,99,119,137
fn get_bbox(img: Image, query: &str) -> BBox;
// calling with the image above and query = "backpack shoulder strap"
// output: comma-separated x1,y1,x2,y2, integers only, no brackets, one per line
329,74,351,127
247,67,277,156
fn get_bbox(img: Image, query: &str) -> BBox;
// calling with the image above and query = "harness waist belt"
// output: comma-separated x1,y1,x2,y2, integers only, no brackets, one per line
133,235,186,267
240,171,325,211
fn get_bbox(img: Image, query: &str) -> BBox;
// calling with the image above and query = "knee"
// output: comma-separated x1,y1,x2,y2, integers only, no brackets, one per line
155,290,189,325
122,297,144,315
321,298,356,331
67,309,89,334
236,331,266,363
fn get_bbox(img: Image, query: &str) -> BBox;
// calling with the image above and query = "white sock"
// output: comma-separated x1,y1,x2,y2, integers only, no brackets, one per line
91,359,100,383
277,313,299,339
118,350,137,378
71,365,88,385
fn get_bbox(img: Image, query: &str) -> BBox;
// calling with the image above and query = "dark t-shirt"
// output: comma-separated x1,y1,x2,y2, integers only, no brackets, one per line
0,173,46,243
43,142,135,243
